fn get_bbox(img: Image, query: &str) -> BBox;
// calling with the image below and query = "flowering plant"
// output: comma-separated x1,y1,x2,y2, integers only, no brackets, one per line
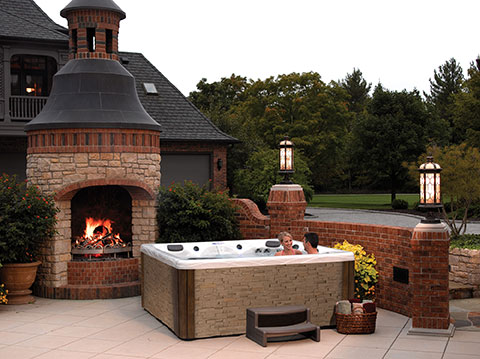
0,174,59,263
0,264,7,304
334,240,378,300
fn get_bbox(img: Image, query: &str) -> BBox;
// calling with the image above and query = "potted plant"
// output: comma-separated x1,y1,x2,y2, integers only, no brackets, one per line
0,174,59,304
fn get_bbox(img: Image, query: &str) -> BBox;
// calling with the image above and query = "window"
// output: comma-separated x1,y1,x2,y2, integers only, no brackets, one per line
143,83,158,95
10,55,57,96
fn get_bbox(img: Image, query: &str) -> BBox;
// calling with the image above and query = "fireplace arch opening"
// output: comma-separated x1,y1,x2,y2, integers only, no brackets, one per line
71,185,133,260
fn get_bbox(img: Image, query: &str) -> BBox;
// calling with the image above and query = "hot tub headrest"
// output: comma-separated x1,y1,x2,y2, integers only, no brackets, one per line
265,240,281,248
167,244,184,252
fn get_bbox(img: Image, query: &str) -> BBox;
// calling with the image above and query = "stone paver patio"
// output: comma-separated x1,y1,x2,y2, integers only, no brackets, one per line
1,296,480,358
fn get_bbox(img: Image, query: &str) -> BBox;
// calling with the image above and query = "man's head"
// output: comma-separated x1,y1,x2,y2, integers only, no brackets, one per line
303,232,319,251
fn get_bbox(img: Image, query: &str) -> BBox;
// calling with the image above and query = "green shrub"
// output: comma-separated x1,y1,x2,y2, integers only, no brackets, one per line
450,234,480,250
333,240,378,300
0,174,59,263
391,199,408,210
157,181,242,243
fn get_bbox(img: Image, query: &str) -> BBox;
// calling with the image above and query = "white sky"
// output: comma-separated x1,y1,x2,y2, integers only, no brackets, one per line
34,0,480,97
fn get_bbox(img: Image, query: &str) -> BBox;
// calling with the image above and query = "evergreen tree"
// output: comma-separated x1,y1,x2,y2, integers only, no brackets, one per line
340,68,371,114
425,58,464,143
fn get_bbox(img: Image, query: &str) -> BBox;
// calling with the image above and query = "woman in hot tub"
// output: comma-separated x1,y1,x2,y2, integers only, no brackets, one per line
275,231,303,256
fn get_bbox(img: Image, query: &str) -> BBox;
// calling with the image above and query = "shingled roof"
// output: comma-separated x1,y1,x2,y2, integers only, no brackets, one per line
0,0,68,42
119,52,238,143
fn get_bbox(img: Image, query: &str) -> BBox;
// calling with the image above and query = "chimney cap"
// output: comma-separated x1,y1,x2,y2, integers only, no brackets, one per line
61,0,126,19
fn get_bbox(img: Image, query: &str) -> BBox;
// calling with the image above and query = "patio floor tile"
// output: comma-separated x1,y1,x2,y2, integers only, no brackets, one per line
325,345,387,359
383,349,443,359
390,338,448,353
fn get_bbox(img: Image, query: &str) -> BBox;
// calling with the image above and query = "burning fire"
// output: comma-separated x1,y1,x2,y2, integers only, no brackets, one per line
75,217,126,248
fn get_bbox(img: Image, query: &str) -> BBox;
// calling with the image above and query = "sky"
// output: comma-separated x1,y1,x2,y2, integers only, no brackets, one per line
34,0,480,97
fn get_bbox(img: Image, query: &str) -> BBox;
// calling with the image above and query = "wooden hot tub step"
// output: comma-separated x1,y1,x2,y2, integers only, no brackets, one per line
246,306,321,347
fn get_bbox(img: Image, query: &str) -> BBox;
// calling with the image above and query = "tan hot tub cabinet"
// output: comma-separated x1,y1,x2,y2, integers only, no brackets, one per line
141,241,354,339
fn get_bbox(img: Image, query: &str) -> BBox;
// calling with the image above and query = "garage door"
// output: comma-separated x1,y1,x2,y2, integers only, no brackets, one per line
160,154,211,187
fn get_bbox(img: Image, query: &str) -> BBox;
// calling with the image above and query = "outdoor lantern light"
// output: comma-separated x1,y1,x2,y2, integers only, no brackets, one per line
279,136,294,184
419,156,442,208
418,156,442,223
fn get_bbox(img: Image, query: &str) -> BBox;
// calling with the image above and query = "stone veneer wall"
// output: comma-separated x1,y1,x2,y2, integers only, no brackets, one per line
27,150,160,288
450,248,480,296
193,262,344,338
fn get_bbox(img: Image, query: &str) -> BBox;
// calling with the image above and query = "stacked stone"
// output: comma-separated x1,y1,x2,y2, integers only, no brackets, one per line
27,150,160,289
450,247,480,295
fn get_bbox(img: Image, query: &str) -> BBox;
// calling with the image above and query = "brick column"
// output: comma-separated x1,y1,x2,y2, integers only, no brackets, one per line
408,221,454,336
267,184,306,237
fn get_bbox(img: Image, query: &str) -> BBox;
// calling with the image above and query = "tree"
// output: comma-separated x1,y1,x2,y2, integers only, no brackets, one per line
339,68,371,190
416,144,480,236
339,68,371,114
238,72,352,191
453,62,480,147
425,58,464,144
352,85,429,202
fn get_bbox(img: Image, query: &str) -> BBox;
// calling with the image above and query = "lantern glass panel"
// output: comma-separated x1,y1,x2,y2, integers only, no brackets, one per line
420,174,425,203
425,172,435,204
435,173,441,203
279,147,293,171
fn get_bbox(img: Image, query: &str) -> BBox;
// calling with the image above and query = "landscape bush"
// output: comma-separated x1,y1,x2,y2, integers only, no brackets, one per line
450,234,480,250
157,181,242,243
391,199,408,210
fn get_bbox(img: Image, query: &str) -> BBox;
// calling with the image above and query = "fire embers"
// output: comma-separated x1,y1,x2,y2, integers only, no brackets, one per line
72,217,131,260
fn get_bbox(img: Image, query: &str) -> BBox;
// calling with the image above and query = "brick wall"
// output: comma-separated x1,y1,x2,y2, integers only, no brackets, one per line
411,223,450,329
68,258,139,285
233,184,451,330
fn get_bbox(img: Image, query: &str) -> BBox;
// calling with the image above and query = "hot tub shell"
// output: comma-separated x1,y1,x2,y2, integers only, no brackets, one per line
141,240,354,339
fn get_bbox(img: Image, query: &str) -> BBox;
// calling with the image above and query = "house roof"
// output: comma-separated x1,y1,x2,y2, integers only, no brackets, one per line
0,0,68,42
0,0,238,144
119,52,238,143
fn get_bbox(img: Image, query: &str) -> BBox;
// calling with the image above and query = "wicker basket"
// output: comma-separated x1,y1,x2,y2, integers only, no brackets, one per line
335,311,377,334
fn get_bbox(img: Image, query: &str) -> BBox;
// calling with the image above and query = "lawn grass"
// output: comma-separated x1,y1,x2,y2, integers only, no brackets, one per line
309,193,419,210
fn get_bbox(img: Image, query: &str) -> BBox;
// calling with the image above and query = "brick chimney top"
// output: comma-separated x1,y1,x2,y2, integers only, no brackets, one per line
61,0,126,61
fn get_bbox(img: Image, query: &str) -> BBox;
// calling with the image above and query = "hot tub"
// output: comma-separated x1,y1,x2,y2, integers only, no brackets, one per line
141,239,354,339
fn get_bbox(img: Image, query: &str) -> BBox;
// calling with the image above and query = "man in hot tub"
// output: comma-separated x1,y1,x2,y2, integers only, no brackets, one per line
303,232,319,254
275,231,303,256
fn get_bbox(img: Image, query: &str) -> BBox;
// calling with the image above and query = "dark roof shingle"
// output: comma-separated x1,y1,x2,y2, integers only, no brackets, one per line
0,0,68,42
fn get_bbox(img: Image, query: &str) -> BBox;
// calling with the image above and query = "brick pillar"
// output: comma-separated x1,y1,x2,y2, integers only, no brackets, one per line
408,221,454,336
267,184,306,237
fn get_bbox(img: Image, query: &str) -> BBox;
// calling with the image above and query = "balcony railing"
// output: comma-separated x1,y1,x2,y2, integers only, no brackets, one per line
9,96,48,121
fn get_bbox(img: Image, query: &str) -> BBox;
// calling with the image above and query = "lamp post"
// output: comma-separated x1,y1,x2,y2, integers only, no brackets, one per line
418,156,442,223
279,136,294,184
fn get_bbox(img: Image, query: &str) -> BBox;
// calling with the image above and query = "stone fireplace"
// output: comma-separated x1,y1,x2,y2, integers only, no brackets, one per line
24,0,161,299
